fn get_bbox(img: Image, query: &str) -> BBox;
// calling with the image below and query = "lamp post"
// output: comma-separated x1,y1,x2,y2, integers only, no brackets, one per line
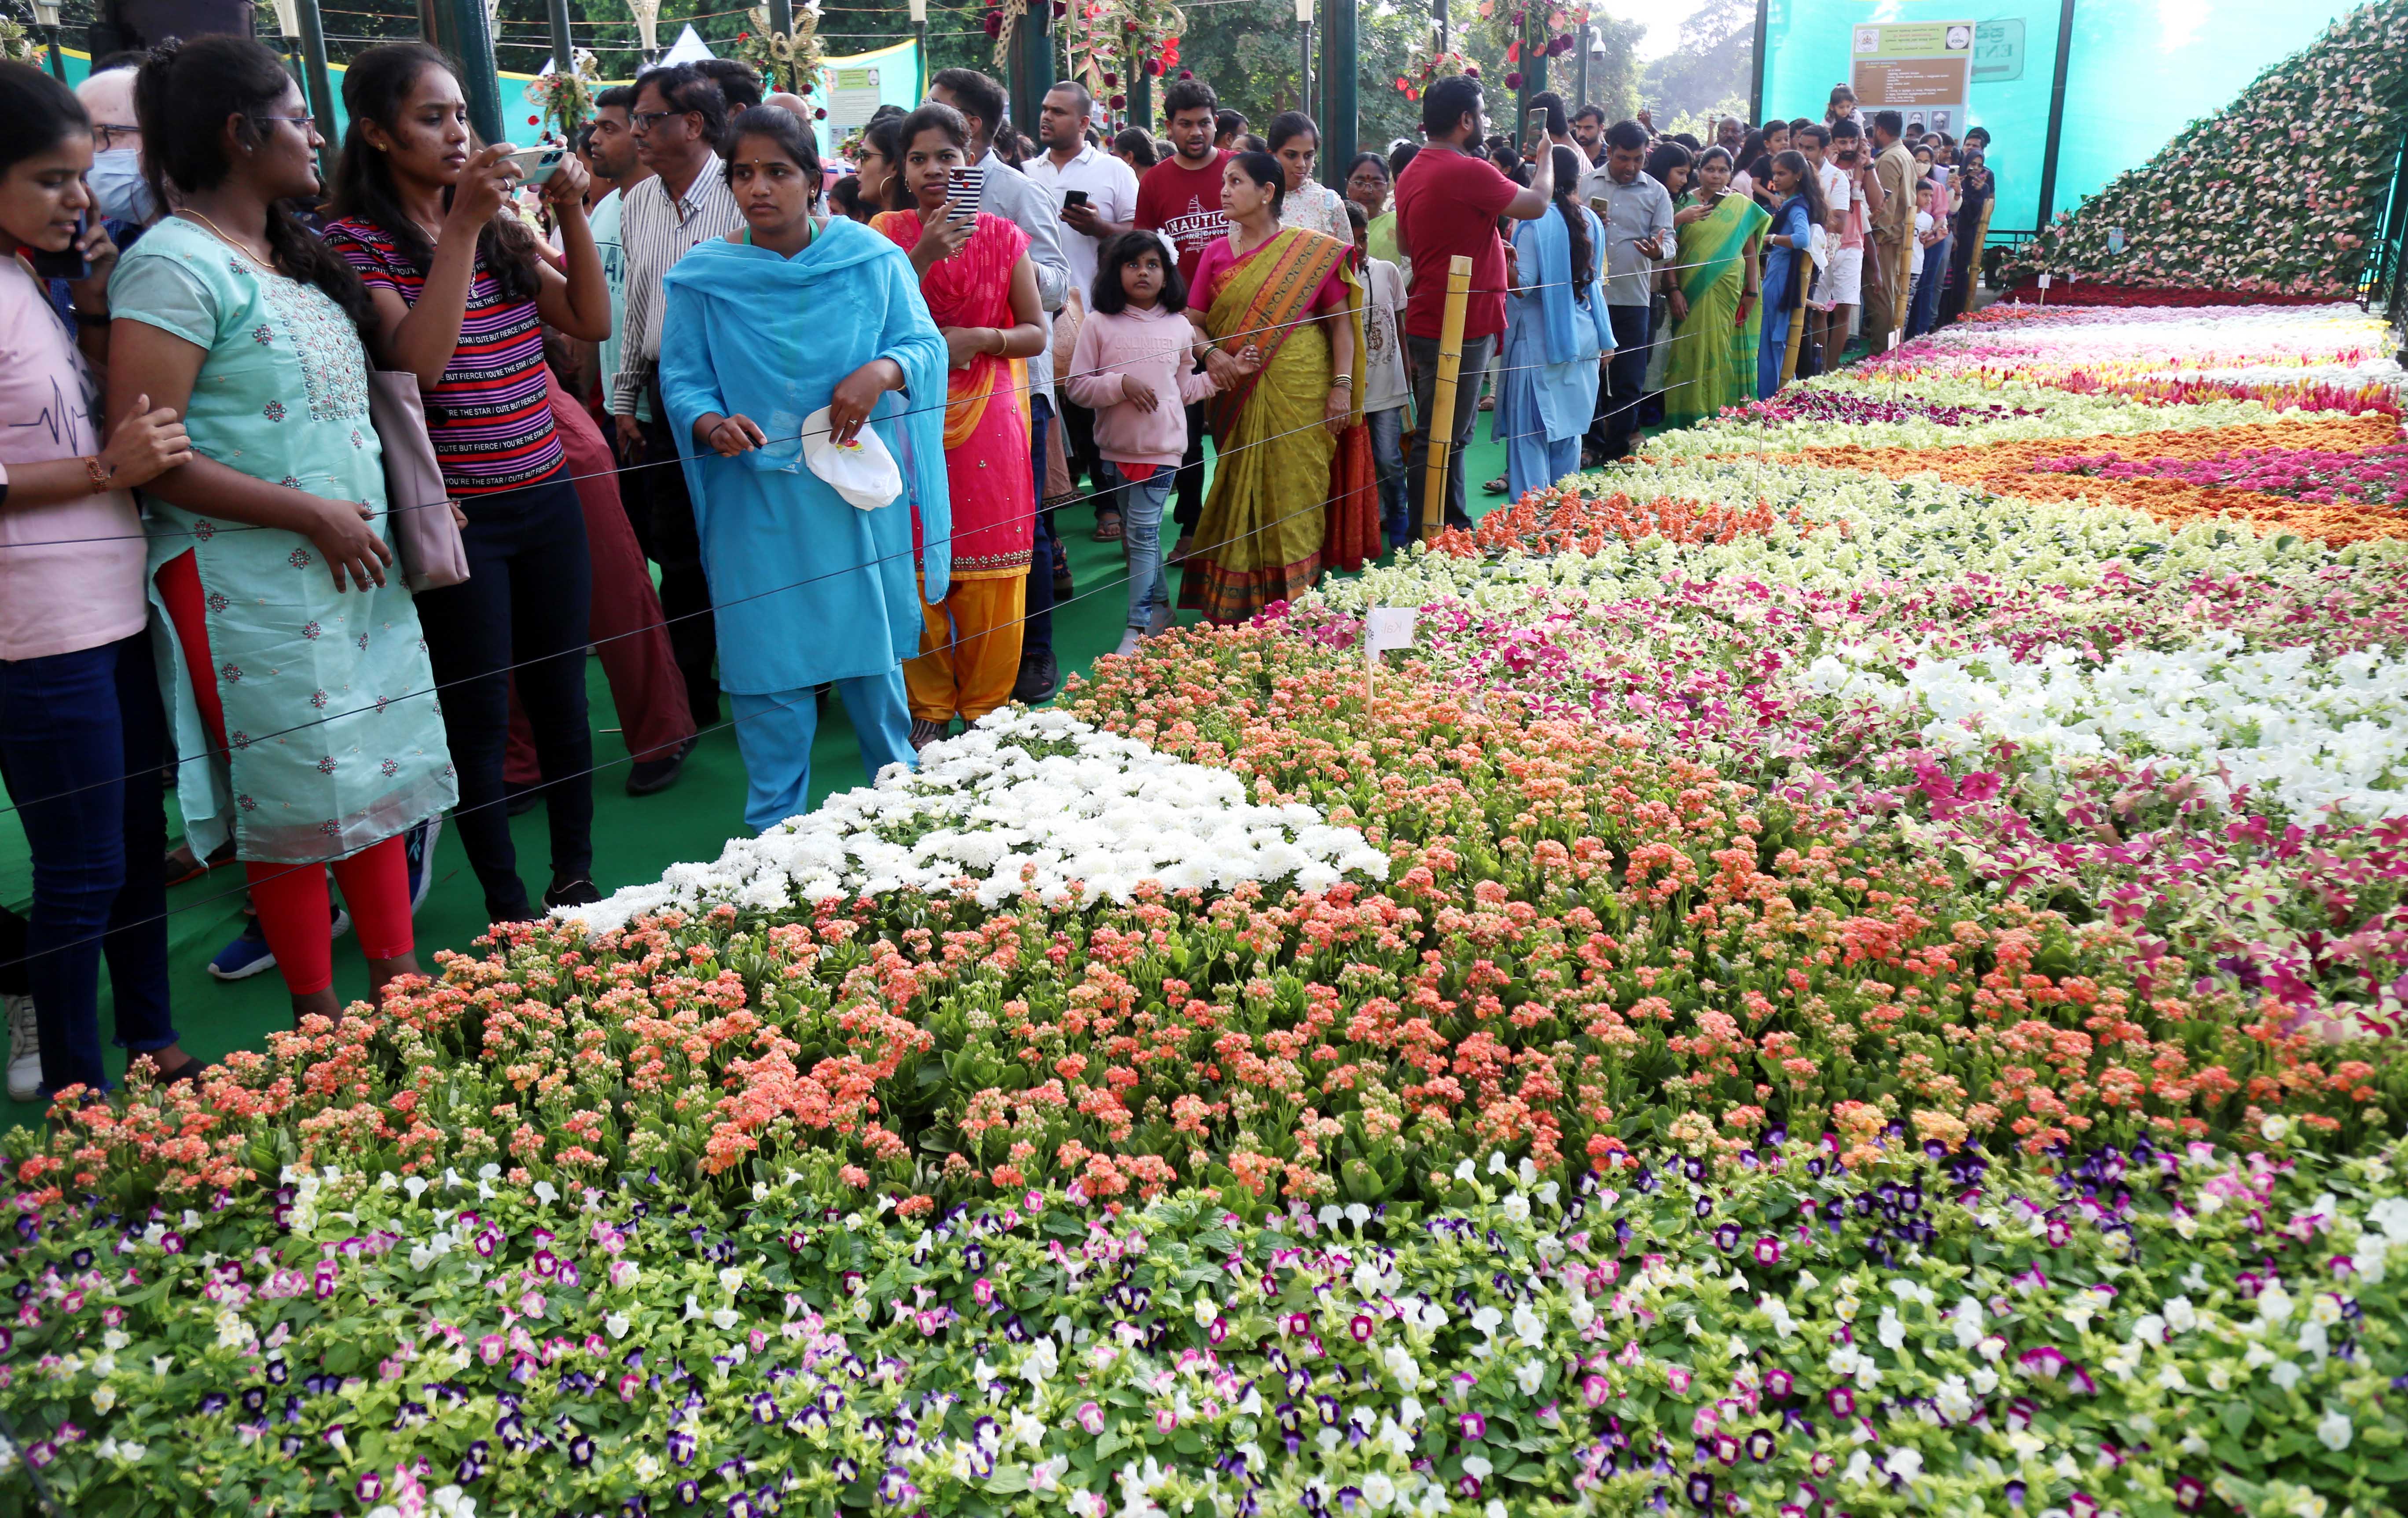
1295,0,1312,117
272,0,337,148
1316,0,1354,184
29,0,62,81
910,0,927,102
628,0,663,68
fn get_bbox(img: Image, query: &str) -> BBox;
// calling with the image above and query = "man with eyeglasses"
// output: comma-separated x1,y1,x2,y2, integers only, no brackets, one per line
75,61,158,230
609,62,743,731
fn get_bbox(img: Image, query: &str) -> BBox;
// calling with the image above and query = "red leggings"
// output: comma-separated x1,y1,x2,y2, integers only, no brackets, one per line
156,552,414,996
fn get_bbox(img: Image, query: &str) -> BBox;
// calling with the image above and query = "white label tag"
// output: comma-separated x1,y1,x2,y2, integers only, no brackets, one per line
2036,273,2053,290
1365,607,1418,653
2105,227,2124,254
1887,330,1901,351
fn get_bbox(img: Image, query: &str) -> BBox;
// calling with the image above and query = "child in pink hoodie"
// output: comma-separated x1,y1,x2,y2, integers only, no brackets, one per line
1064,233,1228,655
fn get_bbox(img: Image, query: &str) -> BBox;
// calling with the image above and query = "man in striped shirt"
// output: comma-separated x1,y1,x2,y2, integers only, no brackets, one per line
609,62,742,728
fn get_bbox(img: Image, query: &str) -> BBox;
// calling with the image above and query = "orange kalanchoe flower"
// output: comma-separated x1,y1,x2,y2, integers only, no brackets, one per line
1794,413,2408,546
1430,486,1822,557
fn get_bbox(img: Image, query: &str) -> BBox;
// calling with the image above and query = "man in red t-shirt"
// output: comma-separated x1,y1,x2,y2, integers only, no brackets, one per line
1134,76,1232,542
1392,73,1551,536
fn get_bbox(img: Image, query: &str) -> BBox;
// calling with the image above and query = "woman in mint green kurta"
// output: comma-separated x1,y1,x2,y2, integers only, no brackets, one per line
112,216,457,869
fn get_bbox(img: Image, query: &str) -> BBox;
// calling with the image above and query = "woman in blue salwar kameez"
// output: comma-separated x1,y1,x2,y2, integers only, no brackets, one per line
657,107,952,832
1494,147,1615,502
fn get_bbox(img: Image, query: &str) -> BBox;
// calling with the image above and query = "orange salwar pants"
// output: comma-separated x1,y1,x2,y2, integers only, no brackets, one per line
906,574,1027,726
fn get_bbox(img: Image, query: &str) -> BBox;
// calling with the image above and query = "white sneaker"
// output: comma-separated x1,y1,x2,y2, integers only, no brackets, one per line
1146,605,1175,637
1113,627,1144,657
5,994,39,1103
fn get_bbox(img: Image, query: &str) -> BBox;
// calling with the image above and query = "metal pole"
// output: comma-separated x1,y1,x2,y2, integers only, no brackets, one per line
767,0,795,96
44,27,65,80
547,0,577,97
428,0,505,146
1434,0,1447,59
1130,56,1152,132
295,0,338,150
1575,25,1588,112
1319,0,1354,186
2033,0,2079,229
1009,0,1050,137
1747,0,1768,124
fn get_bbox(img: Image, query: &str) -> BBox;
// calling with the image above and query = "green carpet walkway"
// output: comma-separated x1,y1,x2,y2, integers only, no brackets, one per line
0,430,1516,1127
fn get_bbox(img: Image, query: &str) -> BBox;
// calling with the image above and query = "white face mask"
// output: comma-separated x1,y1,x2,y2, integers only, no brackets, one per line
87,146,158,226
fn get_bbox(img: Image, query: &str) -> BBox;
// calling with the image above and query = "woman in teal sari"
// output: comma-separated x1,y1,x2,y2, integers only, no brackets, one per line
657,107,951,832
1660,146,1768,430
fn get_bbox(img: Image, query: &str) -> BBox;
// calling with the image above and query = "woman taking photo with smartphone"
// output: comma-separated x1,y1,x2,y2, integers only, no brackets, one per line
0,61,200,1098
107,35,457,1026
322,42,613,921
871,101,1044,750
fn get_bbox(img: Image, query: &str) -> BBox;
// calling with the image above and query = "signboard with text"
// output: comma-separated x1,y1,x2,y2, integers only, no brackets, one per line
1850,18,1975,137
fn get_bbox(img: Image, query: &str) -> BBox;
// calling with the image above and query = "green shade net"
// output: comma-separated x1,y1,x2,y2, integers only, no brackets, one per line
1759,0,2368,237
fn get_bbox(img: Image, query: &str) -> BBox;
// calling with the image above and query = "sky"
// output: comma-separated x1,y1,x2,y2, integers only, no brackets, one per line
1591,0,1720,59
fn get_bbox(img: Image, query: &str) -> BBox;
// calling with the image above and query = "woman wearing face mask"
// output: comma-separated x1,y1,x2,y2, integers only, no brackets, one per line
872,102,1045,748
0,62,198,1100
1267,111,1350,241
106,36,457,1027
1659,146,1766,429
321,42,612,921
658,106,947,830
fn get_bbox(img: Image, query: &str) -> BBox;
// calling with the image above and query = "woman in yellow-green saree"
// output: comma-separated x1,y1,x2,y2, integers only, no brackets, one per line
1180,150,1366,623
1660,145,1769,430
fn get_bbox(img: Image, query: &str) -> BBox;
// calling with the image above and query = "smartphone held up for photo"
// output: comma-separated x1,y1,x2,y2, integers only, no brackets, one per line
944,165,985,220
507,144,571,186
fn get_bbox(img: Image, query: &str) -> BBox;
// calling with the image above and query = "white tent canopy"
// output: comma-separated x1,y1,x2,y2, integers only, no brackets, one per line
661,24,716,64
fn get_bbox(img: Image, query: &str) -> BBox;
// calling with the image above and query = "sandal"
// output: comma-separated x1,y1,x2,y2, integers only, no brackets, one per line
1483,475,1510,496
1093,510,1123,542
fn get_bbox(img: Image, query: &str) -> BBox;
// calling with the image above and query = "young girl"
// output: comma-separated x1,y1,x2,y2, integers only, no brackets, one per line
1347,200,1411,548
1064,231,1222,655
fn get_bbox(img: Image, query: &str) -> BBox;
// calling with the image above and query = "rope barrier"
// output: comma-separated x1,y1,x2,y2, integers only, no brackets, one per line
8,276,1718,556
0,347,1600,826
0,392,1584,976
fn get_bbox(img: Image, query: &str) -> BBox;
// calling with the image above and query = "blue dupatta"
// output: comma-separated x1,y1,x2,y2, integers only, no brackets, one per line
657,217,954,695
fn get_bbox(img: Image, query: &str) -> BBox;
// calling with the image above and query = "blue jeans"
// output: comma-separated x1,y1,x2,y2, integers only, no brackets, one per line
1023,394,1056,656
1368,406,1409,549
0,634,174,1096
1104,461,1174,628
1906,237,1951,340
730,672,914,833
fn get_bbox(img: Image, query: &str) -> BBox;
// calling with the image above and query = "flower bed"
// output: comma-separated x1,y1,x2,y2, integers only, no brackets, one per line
1995,2,2408,298
6,301,2408,1515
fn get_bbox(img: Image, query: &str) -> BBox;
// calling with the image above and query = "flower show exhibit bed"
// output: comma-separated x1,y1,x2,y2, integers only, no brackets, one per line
7,304,2408,1517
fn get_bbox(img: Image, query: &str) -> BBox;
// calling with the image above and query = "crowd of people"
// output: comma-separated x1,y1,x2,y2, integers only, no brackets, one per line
0,36,2000,1104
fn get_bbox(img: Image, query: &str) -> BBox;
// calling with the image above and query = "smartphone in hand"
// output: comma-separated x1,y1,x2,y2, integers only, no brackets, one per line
1062,188,1089,210
507,144,570,186
27,213,90,281
1525,107,1552,148
945,165,985,220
